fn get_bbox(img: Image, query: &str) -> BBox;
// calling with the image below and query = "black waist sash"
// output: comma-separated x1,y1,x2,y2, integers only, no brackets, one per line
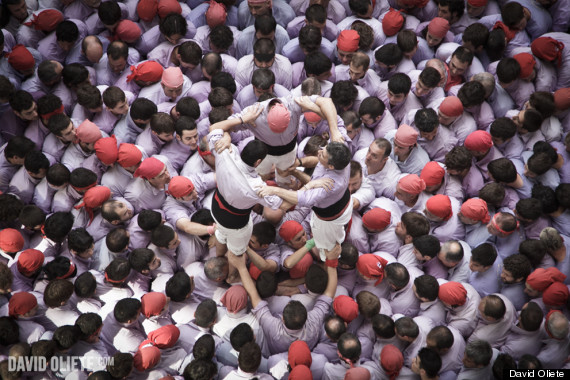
211,189,253,229
312,189,351,220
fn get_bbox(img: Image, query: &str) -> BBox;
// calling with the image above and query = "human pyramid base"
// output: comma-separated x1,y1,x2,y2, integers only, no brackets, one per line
0,0,569,378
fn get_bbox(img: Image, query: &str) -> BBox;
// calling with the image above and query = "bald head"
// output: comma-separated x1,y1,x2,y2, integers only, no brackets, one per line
471,72,495,98
81,36,104,64
547,312,569,339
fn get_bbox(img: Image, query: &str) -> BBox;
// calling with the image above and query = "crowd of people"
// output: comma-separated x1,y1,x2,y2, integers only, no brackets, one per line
0,0,569,378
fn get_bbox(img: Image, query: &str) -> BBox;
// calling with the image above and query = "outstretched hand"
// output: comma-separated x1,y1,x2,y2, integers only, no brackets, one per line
214,133,232,153
242,104,263,126
227,251,247,270
257,186,277,198
325,243,342,261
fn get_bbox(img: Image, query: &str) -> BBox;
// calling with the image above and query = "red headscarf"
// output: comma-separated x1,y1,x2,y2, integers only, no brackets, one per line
221,285,248,313
438,281,467,306
394,124,418,147
356,254,389,286
289,365,313,380
492,22,516,42
543,282,569,307
288,340,312,368
17,249,45,277
427,17,450,39
74,186,112,225
76,120,102,143
141,292,167,317
362,208,391,231
382,9,404,37
526,267,567,292
398,174,426,195
531,37,565,67
127,61,164,83
24,9,64,32
460,199,490,223
0,228,25,253
167,176,195,198
279,221,304,242
289,253,314,279
158,0,182,18
554,88,570,111
95,135,119,165
420,162,445,187
467,0,487,6
137,0,159,21
134,343,161,371
134,157,165,180
464,130,493,152
9,292,37,318
380,345,404,380
147,324,180,348
426,194,453,221
333,295,359,323
206,0,227,27
439,96,463,117
7,45,35,71
114,20,142,43
118,143,143,168
337,30,360,52
344,368,371,380
513,53,536,79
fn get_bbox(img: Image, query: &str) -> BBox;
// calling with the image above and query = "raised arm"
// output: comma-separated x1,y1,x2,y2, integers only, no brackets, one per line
209,103,263,133
228,251,262,308
323,244,341,299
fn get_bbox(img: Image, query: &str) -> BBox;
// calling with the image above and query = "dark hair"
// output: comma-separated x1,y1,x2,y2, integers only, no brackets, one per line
397,29,418,54
0,317,20,346
488,158,517,183
503,254,532,281
159,13,187,37
19,205,45,229
70,168,98,189
462,23,489,49
37,94,63,118
253,38,276,62
238,342,262,373
193,334,215,361
104,257,131,285
385,262,410,289
492,353,517,380
482,294,506,320
44,256,77,281
401,212,430,239
137,210,163,231
107,41,128,61
107,353,133,379
501,2,524,28
251,221,276,246
53,325,80,350
520,302,543,331
9,90,34,113
325,142,351,170
282,301,307,330
479,182,506,208
195,299,217,327
426,325,454,350
151,224,176,248
359,96,385,119
516,198,543,221
106,228,130,253
305,264,327,294
74,271,97,298
518,355,542,370
527,152,553,176
166,271,192,302
388,73,412,95
413,235,440,258
128,248,155,272
414,108,439,133
519,239,547,268
457,81,485,107
375,43,403,66
211,72,236,95
68,228,94,254
5,136,35,161
62,63,89,87
102,86,125,109
348,0,370,14
44,279,74,308
496,57,521,84
418,348,442,377
241,139,268,166
304,52,332,76
178,41,203,66
338,333,361,363
324,315,347,341
46,163,70,187
23,150,49,175
43,212,74,243
0,194,23,224
418,67,442,88
150,112,175,134
529,92,556,118
56,20,79,43
254,14,277,35
176,97,200,119
339,241,359,268
520,109,543,132
445,146,472,171
256,271,277,298
414,275,439,300
490,117,517,140
486,29,507,61
372,314,396,339
395,316,419,339
77,84,103,110
471,243,497,266
130,98,157,121
113,298,141,323
331,80,358,111
356,290,381,318
98,1,121,25
230,323,254,351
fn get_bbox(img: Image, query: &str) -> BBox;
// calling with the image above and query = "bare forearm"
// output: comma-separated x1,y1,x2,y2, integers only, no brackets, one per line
273,187,299,205
324,266,338,298
237,265,261,308
247,248,277,273
315,97,339,135
209,116,242,132
176,219,210,236
283,246,310,269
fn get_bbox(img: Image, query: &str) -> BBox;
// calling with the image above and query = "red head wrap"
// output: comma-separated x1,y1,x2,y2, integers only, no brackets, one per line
420,161,445,187
134,157,165,180
17,249,44,277
543,282,569,307
394,124,418,148
134,343,161,371
492,22,516,42
137,0,159,21
248,263,263,280
267,102,291,133
279,221,304,242
8,45,35,72
161,67,184,88
554,88,570,111
288,340,312,368
221,285,248,313
345,368,371,380
382,9,404,37
289,253,313,279
127,61,164,83
427,17,450,39
141,292,167,317
333,295,359,323
118,143,143,168
304,112,322,124
438,281,467,306
513,53,536,79
531,37,565,67
467,0,487,6
362,208,391,231
356,254,389,286
337,30,360,52
460,198,490,224
74,186,111,225
9,292,37,318
527,267,567,292
398,174,426,195
167,176,195,198
95,135,119,165
206,0,227,27
147,324,180,348
76,120,102,143
439,96,463,117
426,194,452,221
464,130,493,152
380,344,404,380
24,9,64,32
158,0,182,18
289,365,313,380
114,20,142,43
0,228,25,253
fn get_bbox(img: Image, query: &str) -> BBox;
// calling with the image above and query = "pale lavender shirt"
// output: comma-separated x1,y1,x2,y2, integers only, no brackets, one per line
443,282,481,338
0,143,21,193
289,0,347,23
468,293,517,347
281,38,335,63
235,25,290,59
469,256,502,298
501,318,546,360
138,76,192,105
8,166,41,204
32,179,57,214
235,54,293,91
